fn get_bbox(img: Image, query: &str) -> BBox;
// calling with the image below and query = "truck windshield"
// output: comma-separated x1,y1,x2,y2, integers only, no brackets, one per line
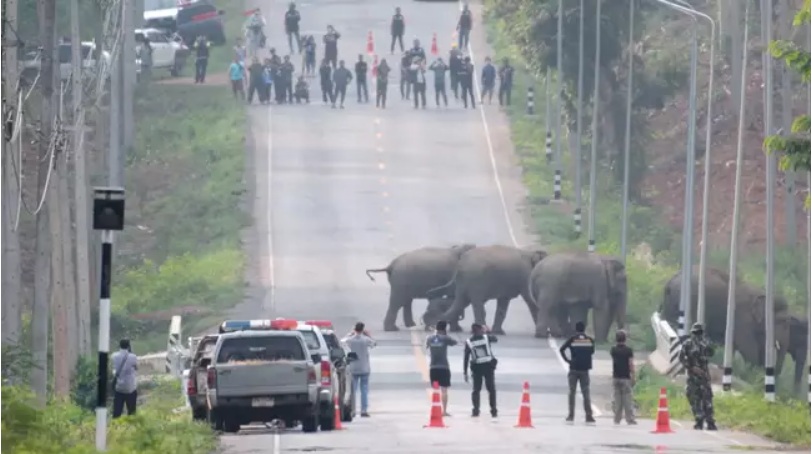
297,330,322,351
216,336,305,363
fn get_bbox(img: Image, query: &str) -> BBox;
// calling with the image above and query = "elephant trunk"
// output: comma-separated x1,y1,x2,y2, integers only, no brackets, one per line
426,277,455,300
439,297,467,325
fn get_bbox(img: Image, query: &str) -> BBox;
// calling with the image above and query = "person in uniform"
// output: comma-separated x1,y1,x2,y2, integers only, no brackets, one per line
448,46,462,99
426,321,458,416
559,321,596,423
399,51,412,100
390,7,406,54
480,56,496,104
498,58,515,106
319,58,334,104
458,56,475,109
411,58,427,109
280,55,295,104
355,54,369,103
284,2,302,54
323,25,341,68
408,38,426,62
332,60,353,109
457,3,473,49
679,322,717,431
375,58,391,108
463,323,498,418
428,57,449,107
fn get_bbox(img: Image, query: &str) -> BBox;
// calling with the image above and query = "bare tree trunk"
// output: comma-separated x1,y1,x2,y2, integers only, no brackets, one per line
2,0,23,352
59,146,79,380
31,0,58,405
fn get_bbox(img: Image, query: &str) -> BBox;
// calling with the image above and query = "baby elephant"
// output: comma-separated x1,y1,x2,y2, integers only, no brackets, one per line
422,297,464,332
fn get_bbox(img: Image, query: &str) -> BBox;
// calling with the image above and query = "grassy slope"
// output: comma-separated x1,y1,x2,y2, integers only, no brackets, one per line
481,0,809,445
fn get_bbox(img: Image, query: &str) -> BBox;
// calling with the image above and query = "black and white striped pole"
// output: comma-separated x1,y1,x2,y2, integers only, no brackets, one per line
544,132,553,164
526,86,534,115
93,187,126,452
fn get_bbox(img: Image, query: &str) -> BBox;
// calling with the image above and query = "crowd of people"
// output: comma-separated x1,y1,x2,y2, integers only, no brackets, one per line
220,4,516,111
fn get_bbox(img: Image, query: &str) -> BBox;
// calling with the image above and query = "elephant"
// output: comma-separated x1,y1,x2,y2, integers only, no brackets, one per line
660,266,791,382
528,252,627,342
365,244,476,331
423,244,547,335
788,316,809,394
421,297,464,332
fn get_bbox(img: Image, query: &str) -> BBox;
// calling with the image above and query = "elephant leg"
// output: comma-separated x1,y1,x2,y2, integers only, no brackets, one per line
449,318,464,332
402,300,416,328
490,298,509,335
383,292,409,332
471,300,488,327
520,289,538,324
549,304,568,338
567,303,590,338
534,292,552,339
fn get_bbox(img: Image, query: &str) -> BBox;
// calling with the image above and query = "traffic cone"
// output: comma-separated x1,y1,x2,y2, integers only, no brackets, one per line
332,395,344,430
424,381,446,428
366,31,374,55
430,33,439,56
651,387,674,434
515,381,534,428
372,54,379,77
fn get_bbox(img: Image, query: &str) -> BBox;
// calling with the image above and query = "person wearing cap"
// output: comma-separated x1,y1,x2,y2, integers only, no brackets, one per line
609,329,636,425
679,322,717,430
342,322,376,417
463,323,498,417
559,320,596,423
111,339,139,418
426,321,458,416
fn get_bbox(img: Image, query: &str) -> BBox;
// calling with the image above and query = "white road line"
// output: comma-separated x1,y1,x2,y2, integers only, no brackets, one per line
265,105,276,315
273,432,281,453
457,0,602,417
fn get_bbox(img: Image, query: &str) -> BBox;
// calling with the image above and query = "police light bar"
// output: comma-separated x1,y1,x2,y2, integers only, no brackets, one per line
219,319,273,333
305,320,334,330
270,319,299,330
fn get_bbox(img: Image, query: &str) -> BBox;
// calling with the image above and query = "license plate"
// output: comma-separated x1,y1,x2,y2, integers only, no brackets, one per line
252,397,275,407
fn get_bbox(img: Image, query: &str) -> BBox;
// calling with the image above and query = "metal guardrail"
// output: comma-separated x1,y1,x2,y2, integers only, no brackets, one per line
650,311,685,377
137,314,193,407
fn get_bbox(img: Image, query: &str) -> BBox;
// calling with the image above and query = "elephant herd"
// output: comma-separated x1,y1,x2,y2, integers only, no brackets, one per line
364,244,628,342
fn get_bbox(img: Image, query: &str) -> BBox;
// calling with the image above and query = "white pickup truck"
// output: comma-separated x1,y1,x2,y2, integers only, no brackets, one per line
206,329,322,433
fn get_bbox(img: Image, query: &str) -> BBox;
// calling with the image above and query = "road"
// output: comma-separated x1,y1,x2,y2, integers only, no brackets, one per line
222,0,792,452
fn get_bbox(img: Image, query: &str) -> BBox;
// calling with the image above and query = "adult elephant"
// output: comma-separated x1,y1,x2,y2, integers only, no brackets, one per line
528,252,627,342
365,244,476,331
788,316,809,394
423,245,547,335
660,266,791,380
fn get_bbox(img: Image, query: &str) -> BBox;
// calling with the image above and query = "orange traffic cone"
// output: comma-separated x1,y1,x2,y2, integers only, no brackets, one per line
424,381,446,428
515,381,534,428
366,31,375,55
651,387,674,434
333,395,344,430
430,32,439,56
372,54,379,77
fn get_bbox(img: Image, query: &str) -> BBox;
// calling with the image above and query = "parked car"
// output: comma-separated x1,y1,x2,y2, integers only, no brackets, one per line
143,0,226,46
185,334,219,421
305,320,356,422
20,41,111,85
135,28,189,77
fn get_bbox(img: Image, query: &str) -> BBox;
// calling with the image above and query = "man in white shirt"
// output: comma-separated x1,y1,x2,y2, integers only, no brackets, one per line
111,339,139,418
342,322,376,417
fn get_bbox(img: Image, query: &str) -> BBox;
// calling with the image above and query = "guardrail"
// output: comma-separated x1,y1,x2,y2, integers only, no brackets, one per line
137,315,192,401
649,311,685,377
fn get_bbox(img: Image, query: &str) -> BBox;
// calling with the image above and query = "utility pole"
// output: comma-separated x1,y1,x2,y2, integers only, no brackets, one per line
587,0,602,254
760,0,777,402
723,1,750,392
110,16,123,188
552,0,564,202
779,0,797,245
620,0,635,264
573,0,585,236
122,0,135,149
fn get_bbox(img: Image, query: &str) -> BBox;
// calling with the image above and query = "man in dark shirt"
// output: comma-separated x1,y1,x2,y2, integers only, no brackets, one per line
284,3,302,54
498,58,515,106
390,7,405,53
457,3,473,49
480,56,496,104
610,330,636,425
425,321,458,416
279,55,295,103
192,36,210,84
458,56,475,109
375,58,391,108
323,25,341,68
246,57,265,105
448,47,462,99
332,60,353,109
428,57,449,107
355,55,369,103
399,51,412,100
319,58,334,104
559,321,596,423
463,323,498,418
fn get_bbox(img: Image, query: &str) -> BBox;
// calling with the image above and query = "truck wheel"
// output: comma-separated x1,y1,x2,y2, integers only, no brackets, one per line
301,414,318,433
208,409,224,431
192,406,207,421
319,413,335,431
222,419,241,433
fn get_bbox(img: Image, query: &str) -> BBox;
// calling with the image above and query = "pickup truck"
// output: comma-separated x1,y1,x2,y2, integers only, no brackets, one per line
206,330,321,433
185,334,219,420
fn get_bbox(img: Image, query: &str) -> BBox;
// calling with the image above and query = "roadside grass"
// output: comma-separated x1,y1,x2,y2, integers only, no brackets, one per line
2,379,216,454
633,365,811,447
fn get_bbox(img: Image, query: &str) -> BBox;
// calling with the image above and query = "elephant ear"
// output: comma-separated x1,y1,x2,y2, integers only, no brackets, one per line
530,249,547,266
601,257,625,292
750,294,767,324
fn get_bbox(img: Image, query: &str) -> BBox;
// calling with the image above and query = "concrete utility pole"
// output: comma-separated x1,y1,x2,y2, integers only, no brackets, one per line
723,0,750,392
122,0,136,149
760,0,777,402
779,0,797,245
587,0,602,254
620,0,635,264
544,69,552,165
553,0,564,202
109,13,124,188
573,0,585,236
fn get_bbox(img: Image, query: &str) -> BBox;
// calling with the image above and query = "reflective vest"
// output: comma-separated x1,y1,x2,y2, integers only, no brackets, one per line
466,336,494,364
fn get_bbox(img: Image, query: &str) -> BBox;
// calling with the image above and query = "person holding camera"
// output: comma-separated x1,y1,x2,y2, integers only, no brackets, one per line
463,323,498,418
342,322,376,417
111,339,138,418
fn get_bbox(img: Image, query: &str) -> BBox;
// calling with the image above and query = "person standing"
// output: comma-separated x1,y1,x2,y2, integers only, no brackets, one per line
480,56,496,104
399,51,412,100
234,37,247,65
463,323,498,418
268,47,282,67
192,35,210,83
228,56,246,101
498,58,515,106
375,58,391,108
411,59,427,109
284,2,302,54
457,3,473,49
280,55,295,103
304,35,317,76
342,322,376,417
319,58,334,105
332,60,352,109
390,7,405,54
429,57,449,107
458,56,475,109
448,46,462,99
261,58,274,104
559,321,596,423
139,37,154,84
426,321,458,417
355,55,369,103
610,330,637,425
111,339,138,418
323,25,341,68
407,38,426,62
246,57,265,104
679,323,717,430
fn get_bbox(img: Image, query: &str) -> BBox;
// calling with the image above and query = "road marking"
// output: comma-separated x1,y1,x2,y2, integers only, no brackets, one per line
376,132,383,139
380,177,387,184
273,432,281,454
382,191,389,197
377,146,384,152
457,0,602,417
265,101,276,315
383,206,390,213
378,163,386,170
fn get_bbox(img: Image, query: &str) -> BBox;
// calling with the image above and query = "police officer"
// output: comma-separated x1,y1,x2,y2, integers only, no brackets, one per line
463,323,498,418
448,46,462,99
355,54,369,103
559,321,596,423
457,3,473,49
390,7,405,54
679,322,717,431
319,58,334,105
498,58,515,106
458,56,475,109
284,2,301,54
408,38,426,62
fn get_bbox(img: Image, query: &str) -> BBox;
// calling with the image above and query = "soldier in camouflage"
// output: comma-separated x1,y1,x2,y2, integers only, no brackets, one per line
678,322,718,431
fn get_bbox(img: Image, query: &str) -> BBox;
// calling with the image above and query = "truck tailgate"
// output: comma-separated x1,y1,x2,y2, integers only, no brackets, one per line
216,362,311,397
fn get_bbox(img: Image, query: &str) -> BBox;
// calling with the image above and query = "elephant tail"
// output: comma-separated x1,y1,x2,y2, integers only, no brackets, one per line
365,266,391,282
426,278,455,300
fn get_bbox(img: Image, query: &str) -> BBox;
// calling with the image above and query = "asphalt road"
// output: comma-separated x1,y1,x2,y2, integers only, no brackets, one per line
221,0,794,453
